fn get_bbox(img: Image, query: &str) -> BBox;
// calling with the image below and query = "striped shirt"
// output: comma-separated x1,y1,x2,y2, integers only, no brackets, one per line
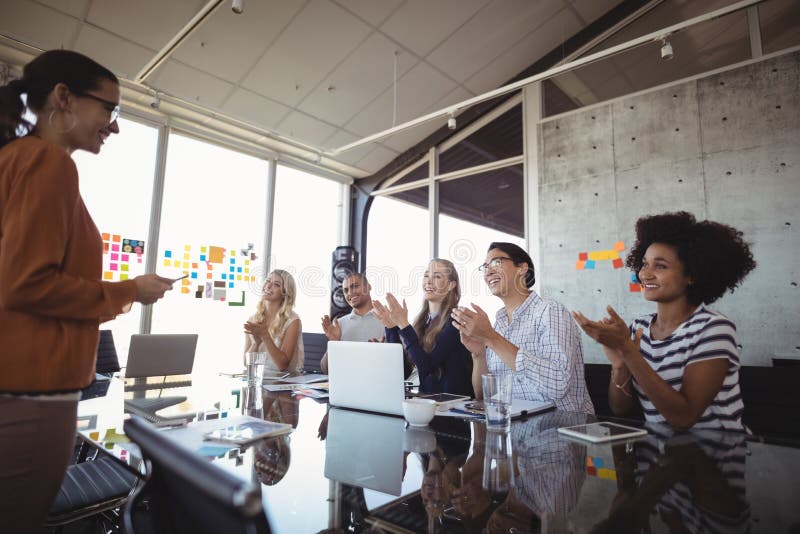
631,305,744,431
633,424,749,533
486,291,595,413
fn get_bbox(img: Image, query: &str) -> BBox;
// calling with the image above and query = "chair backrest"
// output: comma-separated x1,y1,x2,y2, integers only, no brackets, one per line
96,329,121,374
301,332,328,373
123,417,271,534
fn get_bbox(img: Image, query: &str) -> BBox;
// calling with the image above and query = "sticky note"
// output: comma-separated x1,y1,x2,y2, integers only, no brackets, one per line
207,273,212,279
182,262,189,269
163,259,170,267
101,233,110,241
230,258,235,264
228,282,234,288
585,260,596,269
121,254,129,262
587,457,594,467
576,260,586,270
103,271,113,280
112,235,121,243
192,263,198,269
191,272,198,279
629,283,642,292
237,267,242,273
184,245,191,251
89,431,100,441
201,246,207,253
588,251,602,261
587,466,597,476
612,258,624,269
109,263,118,271
209,246,224,264
183,253,190,260
578,252,588,261
121,264,129,272
592,457,605,468
222,274,227,280
111,244,120,252
120,274,128,281
614,241,625,251
103,243,109,253
109,253,118,261
165,250,172,258
244,259,250,266
181,287,189,294
236,275,242,281
229,267,234,273
200,255,206,261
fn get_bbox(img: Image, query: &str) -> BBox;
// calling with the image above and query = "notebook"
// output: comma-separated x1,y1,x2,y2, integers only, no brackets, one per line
124,334,198,378
324,407,405,495
327,340,405,416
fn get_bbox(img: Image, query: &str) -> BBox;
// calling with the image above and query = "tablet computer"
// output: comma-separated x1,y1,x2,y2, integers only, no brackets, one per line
203,418,292,445
412,392,470,408
557,422,647,443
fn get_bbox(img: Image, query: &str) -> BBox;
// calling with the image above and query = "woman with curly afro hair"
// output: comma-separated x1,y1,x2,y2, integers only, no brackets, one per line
573,212,755,431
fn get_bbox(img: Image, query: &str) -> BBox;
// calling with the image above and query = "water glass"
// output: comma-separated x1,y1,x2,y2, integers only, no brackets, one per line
482,373,512,431
246,351,267,385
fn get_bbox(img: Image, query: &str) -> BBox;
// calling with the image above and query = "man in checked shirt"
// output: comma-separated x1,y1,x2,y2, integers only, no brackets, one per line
452,242,595,413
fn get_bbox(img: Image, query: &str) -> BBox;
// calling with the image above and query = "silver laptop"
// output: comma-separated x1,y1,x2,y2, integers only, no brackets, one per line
125,334,198,378
327,340,405,416
324,407,405,495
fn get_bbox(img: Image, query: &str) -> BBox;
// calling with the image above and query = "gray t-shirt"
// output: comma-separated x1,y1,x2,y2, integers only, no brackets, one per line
338,309,385,342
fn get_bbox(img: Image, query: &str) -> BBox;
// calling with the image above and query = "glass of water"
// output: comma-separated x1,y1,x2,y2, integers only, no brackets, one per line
245,351,267,385
481,373,512,432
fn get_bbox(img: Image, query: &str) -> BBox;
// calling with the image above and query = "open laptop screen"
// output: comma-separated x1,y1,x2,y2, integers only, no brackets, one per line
125,334,198,378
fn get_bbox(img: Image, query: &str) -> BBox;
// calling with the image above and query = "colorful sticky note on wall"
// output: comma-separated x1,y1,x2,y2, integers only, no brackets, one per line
576,260,586,270
209,246,225,264
578,252,588,261
613,241,625,252
584,260,596,269
612,258,624,269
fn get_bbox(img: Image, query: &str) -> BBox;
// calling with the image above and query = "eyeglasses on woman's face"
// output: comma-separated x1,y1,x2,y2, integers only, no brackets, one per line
478,256,514,272
74,91,120,124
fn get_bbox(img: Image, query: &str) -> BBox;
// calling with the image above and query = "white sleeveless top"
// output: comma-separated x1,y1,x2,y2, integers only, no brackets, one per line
246,311,305,373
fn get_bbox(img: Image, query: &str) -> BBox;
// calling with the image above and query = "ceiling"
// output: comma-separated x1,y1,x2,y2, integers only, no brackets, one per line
0,0,625,176
0,0,798,180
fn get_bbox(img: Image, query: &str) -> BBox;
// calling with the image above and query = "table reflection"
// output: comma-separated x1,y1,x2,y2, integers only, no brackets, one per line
590,425,750,534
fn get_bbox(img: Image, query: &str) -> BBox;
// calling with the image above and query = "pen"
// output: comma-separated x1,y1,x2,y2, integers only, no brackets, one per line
170,274,189,283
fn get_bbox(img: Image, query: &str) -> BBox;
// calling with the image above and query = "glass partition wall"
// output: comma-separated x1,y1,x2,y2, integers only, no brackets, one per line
367,95,527,317
73,117,345,372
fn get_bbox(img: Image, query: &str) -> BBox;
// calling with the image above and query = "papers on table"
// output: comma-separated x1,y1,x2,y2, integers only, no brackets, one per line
441,398,555,420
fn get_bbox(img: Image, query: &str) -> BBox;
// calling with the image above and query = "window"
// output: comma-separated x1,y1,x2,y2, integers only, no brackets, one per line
73,117,158,364
271,165,342,333
438,166,526,316
366,188,429,318
149,133,268,374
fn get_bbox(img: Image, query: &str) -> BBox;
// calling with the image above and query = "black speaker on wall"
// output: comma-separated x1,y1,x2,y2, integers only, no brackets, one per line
331,246,358,318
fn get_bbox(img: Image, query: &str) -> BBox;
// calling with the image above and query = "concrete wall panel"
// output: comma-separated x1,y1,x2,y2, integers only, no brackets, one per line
612,82,702,172
699,51,800,155
537,50,800,366
540,105,614,184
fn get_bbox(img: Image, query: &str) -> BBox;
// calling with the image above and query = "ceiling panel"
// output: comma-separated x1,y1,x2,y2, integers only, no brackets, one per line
241,0,371,107
332,0,404,27
380,0,489,58
353,144,399,173
275,111,339,146
570,0,624,24
37,0,91,19
221,88,292,131
86,0,206,51
0,0,81,51
345,61,457,137
171,0,305,82
148,59,235,108
299,33,417,127
72,26,154,81
427,0,567,83
464,7,583,94
322,130,376,166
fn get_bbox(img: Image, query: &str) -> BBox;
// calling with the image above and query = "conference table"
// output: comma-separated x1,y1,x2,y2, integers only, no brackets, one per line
77,374,800,533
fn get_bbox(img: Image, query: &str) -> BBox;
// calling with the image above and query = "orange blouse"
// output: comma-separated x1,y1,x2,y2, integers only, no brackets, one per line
0,136,137,393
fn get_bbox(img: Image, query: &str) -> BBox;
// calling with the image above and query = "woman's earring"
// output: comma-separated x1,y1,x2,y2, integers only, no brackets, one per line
49,109,77,134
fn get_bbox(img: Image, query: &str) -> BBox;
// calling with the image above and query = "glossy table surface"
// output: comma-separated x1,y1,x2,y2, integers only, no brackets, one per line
77,375,800,533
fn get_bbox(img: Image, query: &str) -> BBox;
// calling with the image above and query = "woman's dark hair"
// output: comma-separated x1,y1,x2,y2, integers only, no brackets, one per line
626,211,756,305
0,49,118,148
487,242,535,288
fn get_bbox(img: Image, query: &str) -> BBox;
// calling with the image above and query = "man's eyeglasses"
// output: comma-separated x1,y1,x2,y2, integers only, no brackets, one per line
75,92,120,124
478,257,514,272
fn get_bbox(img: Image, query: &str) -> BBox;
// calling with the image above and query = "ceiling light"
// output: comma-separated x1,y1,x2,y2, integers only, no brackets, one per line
660,38,674,60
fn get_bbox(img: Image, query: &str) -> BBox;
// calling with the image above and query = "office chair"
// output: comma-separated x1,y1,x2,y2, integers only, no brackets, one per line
45,455,139,531
96,329,121,375
123,416,271,534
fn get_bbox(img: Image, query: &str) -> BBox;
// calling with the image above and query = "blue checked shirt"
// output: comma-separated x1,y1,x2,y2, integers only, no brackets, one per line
486,291,595,413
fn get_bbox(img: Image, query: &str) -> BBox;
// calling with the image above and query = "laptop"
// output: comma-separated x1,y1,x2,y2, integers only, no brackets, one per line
124,334,198,378
324,408,405,495
327,340,405,416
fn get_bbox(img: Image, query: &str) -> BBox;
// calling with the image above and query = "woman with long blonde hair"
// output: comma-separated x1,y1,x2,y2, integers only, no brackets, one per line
373,259,473,396
244,269,304,373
